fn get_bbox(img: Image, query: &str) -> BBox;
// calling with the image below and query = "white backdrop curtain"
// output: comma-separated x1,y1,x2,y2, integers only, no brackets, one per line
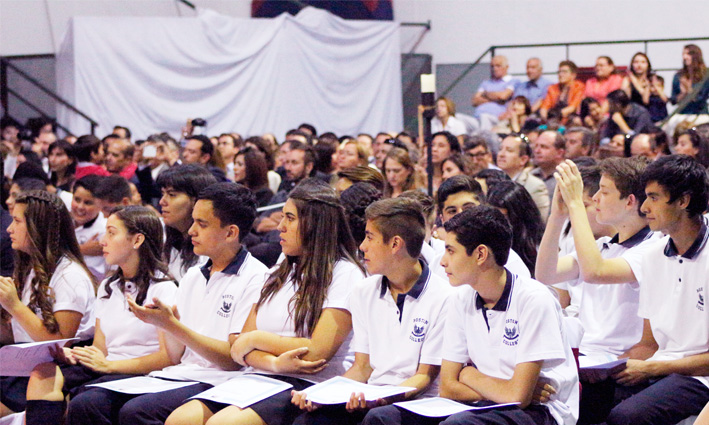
56,7,402,139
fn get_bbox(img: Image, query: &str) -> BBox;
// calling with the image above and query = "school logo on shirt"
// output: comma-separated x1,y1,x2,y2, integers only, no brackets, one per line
218,294,235,318
503,319,519,346
697,288,705,312
410,318,429,342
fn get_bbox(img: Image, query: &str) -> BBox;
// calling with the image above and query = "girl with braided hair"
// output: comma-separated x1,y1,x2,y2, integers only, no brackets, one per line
0,190,95,417
23,205,178,425
165,178,366,425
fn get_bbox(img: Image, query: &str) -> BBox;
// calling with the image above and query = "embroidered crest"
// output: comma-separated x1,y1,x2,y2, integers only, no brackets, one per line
503,319,519,346
217,294,235,318
410,317,429,342
698,287,705,312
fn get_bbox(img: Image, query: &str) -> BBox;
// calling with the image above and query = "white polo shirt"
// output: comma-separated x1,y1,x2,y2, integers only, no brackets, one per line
443,271,579,425
569,227,660,357
429,243,531,280
96,277,178,361
625,217,709,388
150,248,268,386
350,262,451,397
251,259,366,383
12,257,96,343
74,212,107,280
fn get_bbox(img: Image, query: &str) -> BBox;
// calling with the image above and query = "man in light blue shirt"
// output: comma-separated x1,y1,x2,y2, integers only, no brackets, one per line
472,55,517,130
514,58,552,113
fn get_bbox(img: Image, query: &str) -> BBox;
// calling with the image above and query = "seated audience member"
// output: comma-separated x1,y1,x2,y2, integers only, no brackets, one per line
0,191,95,418
182,135,227,182
474,168,511,195
164,179,366,425
630,133,663,161
335,166,385,194
383,147,421,198
112,125,131,141
554,155,709,425
72,175,108,280
338,139,370,171
73,135,109,179
428,131,462,192
564,127,595,159
396,132,421,163
372,132,394,170
234,146,273,207
540,61,585,123
156,164,217,281
674,128,709,168
365,206,579,425
442,153,474,181
430,175,531,279
23,206,177,425
431,97,468,137
134,135,171,207
105,137,137,180
505,95,532,134
622,52,668,122
2,176,47,278
68,182,269,425
487,181,545,276
313,141,337,177
496,134,550,219
374,137,406,172
340,182,383,248
398,190,439,263
584,56,623,110
601,90,655,142
532,130,566,200
297,123,317,137
47,140,77,192
463,136,498,174
472,55,517,130
514,57,553,112
671,44,709,115
579,97,605,133
217,133,241,181
5,177,46,214
94,174,132,217
285,129,313,146
291,197,450,425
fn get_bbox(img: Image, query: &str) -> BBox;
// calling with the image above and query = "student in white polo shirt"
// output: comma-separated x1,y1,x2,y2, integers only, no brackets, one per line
430,175,531,279
24,206,177,425
67,182,269,425
164,179,366,425
368,206,579,425
538,158,661,424
556,155,709,425
290,197,450,425
72,175,108,280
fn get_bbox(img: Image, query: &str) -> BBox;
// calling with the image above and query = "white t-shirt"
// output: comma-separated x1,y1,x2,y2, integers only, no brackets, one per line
12,257,96,343
252,259,366,383
74,213,107,280
443,271,579,425
569,227,660,357
150,249,268,386
96,277,177,361
350,262,451,397
431,116,468,137
625,219,709,388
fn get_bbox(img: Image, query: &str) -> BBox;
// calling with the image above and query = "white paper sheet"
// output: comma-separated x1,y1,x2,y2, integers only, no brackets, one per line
189,374,292,408
301,376,415,405
394,397,520,417
87,376,200,394
0,338,78,376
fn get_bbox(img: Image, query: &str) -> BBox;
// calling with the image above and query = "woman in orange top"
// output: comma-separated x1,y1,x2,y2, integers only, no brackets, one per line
539,60,585,123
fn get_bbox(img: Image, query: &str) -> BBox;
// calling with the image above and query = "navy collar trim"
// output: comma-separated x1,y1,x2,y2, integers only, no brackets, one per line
605,226,653,249
379,260,430,300
475,268,513,312
664,217,709,260
82,214,99,229
200,246,249,281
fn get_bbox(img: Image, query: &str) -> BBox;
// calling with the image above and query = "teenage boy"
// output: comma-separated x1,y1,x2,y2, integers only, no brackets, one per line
367,206,579,425
94,175,133,218
72,175,108,280
431,175,530,279
291,197,450,425
555,155,709,425
66,182,269,425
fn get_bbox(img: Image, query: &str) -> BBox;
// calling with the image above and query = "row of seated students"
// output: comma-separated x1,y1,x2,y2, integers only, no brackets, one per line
0,149,708,425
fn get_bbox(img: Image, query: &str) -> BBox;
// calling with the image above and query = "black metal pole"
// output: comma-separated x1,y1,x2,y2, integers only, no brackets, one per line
421,88,435,196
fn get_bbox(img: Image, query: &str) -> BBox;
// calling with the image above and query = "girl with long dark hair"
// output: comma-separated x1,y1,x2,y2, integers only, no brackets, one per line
23,205,178,425
156,164,217,280
165,179,366,425
0,191,95,417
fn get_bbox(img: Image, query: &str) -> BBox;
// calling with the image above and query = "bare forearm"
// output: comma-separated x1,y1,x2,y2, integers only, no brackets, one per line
400,373,434,399
652,353,709,377
620,342,657,361
8,305,65,341
107,350,173,375
342,363,373,384
459,368,533,407
536,215,567,284
439,379,483,402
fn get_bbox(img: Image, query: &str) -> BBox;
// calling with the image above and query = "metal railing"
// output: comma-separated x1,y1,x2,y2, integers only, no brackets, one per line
1,56,98,136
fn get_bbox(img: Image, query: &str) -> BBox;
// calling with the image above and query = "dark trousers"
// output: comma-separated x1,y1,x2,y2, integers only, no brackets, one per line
606,374,709,425
66,381,212,425
362,403,553,425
